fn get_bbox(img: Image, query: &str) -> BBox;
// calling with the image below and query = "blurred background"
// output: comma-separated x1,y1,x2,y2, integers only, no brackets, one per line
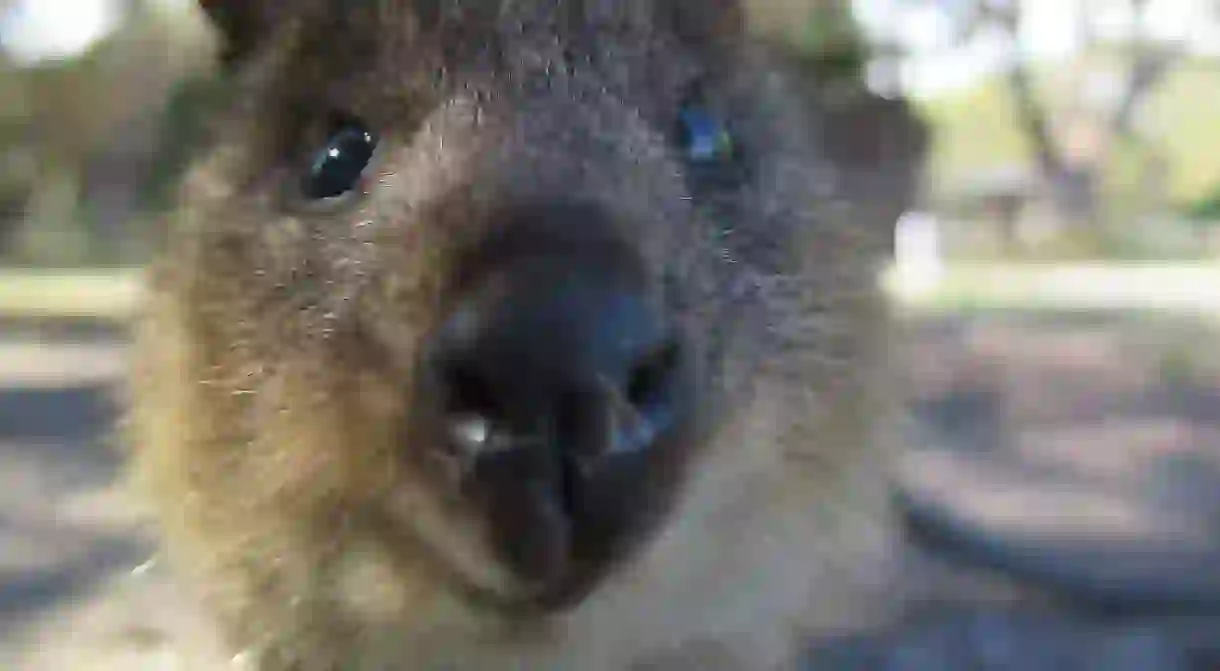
3,0,1220,668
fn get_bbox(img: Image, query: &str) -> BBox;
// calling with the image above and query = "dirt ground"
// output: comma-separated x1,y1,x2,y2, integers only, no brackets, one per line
808,310,1220,668
4,312,1220,669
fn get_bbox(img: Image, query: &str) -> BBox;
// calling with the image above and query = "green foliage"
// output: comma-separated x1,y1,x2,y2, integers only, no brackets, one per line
914,76,1038,189
746,0,870,86
919,57,1220,208
1182,189,1220,223
795,3,869,82
1145,62,1220,205
138,74,232,212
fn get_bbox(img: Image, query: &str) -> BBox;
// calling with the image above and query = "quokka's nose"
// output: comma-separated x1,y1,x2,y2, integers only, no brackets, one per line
427,255,685,485
417,205,692,585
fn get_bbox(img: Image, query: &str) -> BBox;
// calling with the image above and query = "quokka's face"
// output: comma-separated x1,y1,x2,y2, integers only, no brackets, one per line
170,0,838,612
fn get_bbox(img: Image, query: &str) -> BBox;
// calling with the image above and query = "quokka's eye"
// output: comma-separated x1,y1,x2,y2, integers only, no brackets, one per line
300,115,378,201
675,105,734,164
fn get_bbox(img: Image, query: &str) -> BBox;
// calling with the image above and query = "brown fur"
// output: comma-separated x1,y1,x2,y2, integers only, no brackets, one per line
126,2,915,668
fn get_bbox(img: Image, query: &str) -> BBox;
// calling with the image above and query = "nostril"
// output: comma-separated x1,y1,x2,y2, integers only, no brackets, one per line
626,338,682,409
559,451,581,520
445,364,500,418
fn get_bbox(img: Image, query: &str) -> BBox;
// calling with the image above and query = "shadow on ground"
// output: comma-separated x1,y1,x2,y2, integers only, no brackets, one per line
826,309,1220,669
0,338,162,666
0,523,148,633
0,384,117,442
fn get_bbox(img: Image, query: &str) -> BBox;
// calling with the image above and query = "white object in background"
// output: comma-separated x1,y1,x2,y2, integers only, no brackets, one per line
894,210,944,294
0,0,122,66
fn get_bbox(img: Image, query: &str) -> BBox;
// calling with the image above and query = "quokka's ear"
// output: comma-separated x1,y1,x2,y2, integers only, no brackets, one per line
197,0,279,67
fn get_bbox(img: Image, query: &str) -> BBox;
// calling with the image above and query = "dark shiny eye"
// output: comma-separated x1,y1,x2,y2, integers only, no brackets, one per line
676,106,734,164
301,117,377,200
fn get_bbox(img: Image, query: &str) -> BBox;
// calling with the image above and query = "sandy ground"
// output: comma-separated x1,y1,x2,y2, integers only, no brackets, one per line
4,313,1220,669
0,326,233,670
